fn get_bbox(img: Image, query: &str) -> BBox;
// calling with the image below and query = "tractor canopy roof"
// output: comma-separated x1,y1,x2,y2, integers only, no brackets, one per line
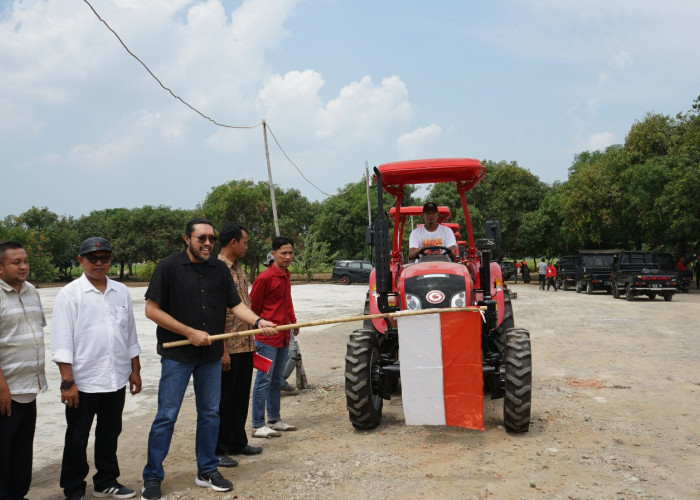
376,158,486,196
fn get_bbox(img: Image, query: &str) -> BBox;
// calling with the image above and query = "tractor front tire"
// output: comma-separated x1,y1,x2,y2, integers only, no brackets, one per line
503,328,532,433
345,331,383,429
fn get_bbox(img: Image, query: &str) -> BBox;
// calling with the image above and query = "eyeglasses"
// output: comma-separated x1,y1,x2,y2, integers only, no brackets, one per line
192,235,217,244
84,254,112,264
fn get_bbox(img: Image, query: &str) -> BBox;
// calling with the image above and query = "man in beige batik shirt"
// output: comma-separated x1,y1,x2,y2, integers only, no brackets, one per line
215,222,263,468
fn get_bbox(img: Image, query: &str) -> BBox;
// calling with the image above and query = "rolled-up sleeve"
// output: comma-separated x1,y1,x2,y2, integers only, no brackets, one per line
50,291,76,365
125,294,141,359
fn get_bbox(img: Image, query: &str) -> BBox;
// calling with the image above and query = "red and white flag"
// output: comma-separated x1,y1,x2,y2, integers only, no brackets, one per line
398,310,484,430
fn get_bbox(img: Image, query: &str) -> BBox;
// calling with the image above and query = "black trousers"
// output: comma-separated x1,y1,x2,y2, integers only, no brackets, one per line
538,274,545,289
546,277,558,290
60,387,125,496
0,399,36,500
216,352,254,454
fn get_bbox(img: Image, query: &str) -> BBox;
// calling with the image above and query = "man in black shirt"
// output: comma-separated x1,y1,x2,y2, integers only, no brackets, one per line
141,218,275,500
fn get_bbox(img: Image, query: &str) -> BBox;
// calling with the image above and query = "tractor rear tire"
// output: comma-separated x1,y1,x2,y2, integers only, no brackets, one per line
503,328,532,433
345,330,383,429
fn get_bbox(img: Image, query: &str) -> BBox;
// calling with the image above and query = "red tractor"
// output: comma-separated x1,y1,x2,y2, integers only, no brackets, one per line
345,158,532,432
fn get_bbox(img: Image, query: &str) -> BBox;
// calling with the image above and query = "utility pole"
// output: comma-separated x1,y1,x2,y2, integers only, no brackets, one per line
262,120,306,388
262,119,280,236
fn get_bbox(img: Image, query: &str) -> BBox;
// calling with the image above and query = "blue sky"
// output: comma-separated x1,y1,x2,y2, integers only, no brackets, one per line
2,0,699,217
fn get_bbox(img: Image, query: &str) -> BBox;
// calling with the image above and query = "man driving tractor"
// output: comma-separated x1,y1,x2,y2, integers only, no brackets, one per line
408,202,458,262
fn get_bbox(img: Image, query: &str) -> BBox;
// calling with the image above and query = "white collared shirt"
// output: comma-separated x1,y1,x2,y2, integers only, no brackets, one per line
51,274,140,393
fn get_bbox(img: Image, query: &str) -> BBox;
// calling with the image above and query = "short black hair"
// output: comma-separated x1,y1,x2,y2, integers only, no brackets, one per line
0,241,25,263
220,222,247,247
272,236,294,251
185,218,213,238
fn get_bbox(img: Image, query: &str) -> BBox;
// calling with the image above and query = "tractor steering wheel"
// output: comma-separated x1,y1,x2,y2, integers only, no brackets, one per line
419,245,452,257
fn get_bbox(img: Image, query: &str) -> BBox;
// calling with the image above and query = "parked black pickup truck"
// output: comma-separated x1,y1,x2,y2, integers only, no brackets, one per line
657,253,693,293
555,255,582,291
576,252,615,294
611,251,678,301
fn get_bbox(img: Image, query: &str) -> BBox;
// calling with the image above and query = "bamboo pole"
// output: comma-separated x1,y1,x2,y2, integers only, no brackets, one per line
162,306,486,349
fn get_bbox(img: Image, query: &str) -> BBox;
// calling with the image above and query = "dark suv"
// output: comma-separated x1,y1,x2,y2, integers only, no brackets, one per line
555,256,582,291
332,260,373,285
500,260,515,280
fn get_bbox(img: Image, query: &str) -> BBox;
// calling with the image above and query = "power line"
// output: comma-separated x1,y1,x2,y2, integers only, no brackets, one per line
83,0,259,130
83,0,352,198
265,123,343,197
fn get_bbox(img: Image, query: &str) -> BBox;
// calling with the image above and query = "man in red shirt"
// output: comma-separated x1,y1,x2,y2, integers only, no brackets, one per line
545,260,558,291
249,237,298,438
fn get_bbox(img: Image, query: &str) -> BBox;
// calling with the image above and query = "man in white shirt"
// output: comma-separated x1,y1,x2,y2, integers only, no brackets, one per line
537,257,547,290
51,237,141,500
408,202,458,262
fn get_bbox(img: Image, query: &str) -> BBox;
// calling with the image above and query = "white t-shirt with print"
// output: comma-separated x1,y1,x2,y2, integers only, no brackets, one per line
409,224,457,256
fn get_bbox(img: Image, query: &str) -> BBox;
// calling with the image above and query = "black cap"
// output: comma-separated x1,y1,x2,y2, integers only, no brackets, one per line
79,237,112,255
423,202,438,213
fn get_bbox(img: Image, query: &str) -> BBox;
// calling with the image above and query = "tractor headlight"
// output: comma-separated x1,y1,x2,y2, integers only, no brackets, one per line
405,293,422,310
450,291,466,308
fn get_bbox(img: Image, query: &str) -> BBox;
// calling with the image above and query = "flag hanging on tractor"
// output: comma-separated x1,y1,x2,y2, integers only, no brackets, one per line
398,310,484,430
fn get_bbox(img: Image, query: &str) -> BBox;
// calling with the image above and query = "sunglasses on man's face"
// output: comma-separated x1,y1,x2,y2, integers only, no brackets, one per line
192,235,217,243
84,254,112,264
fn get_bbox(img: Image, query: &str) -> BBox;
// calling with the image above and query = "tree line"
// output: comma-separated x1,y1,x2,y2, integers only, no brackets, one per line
2,97,699,283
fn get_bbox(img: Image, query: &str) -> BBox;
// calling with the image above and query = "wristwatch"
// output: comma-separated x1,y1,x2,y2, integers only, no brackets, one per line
60,379,75,390
254,317,262,328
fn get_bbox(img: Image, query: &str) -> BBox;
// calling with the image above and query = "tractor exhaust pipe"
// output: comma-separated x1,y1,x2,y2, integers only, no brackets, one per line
373,167,393,313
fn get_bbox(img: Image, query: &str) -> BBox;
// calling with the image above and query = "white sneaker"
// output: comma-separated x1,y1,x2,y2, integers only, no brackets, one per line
252,425,281,438
269,420,297,431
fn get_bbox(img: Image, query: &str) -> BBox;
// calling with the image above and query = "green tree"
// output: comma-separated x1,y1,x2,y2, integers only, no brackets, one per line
315,177,417,263
428,161,546,258
13,207,77,279
0,215,58,282
559,146,630,248
290,230,338,282
200,179,316,280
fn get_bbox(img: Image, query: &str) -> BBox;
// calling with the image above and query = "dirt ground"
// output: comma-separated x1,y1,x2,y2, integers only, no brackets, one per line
28,282,700,500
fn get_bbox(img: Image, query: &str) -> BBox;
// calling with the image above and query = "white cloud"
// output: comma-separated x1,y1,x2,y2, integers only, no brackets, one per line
64,108,186,172
315,75,412,143
396,124,443,159
609,50,633,70
581,131,615,152
257,69,325,136
587,98,600,115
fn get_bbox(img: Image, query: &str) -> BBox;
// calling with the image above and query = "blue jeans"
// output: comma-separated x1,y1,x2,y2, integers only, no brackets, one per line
143,357,221,481
251,341,289,428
